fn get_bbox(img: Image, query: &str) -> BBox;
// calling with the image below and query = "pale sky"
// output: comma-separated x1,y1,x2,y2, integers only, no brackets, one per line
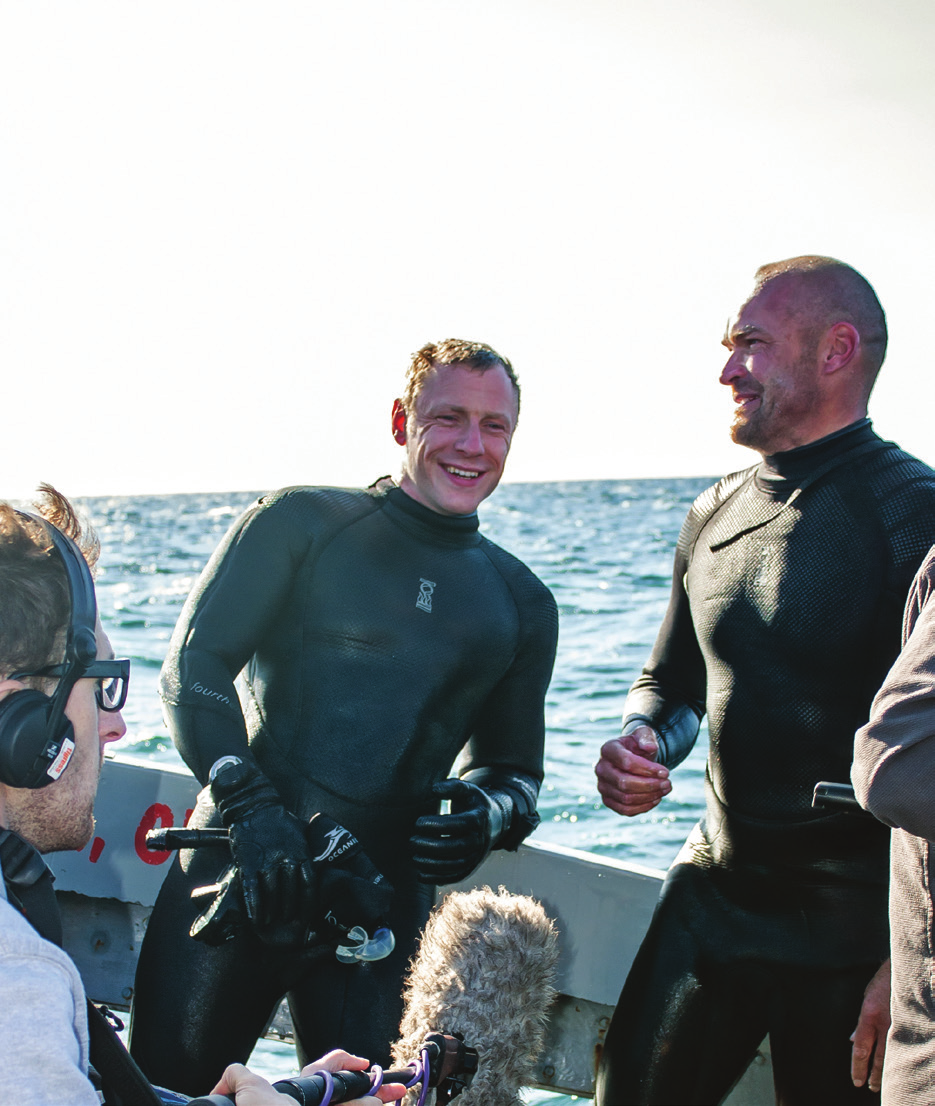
3,0,935,497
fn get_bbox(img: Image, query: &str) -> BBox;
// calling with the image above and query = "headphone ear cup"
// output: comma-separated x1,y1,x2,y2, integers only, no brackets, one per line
73,626,98,668
0,690,74,790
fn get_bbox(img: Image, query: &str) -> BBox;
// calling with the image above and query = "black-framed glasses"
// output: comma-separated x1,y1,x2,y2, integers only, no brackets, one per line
13,659,131,713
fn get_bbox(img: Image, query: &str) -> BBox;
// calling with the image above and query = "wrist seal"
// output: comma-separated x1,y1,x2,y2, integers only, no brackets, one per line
208,755,243,783
460,767,541,851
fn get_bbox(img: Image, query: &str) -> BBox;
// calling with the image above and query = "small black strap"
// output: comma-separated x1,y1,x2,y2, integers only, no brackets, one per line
85,1000,164,1106
0,828,63,946
0,828,163,1106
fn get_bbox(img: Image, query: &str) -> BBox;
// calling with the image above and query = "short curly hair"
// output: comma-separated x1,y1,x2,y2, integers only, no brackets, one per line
0,485,98,678
401,339,520,421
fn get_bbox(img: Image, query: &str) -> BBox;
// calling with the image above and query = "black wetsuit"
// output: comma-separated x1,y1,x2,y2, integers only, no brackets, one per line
128,482,557,1095
595,421,935,1106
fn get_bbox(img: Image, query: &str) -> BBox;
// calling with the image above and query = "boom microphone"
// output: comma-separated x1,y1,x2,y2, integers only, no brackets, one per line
183,888,556,1106
392,886,559,1106
182,1033,475,1106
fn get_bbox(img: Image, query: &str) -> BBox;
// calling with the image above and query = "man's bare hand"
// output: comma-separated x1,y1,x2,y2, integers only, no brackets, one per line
211,1051,405,1105
850,958,891,1094
595,724,671,816
300,1051,406,1104
211,1063,299,1105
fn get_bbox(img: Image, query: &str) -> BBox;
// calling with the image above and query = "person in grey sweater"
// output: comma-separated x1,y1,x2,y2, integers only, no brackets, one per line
854,544,935,1104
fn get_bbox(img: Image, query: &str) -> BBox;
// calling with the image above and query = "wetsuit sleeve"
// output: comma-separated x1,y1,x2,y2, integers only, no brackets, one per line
458,569,558,789
853,551,935,838
159,492,315,784
624,512,706,770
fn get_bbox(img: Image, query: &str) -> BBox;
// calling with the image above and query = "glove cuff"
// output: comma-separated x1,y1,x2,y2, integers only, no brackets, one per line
460,768,541,851
484,790,508,847
210,760,283,824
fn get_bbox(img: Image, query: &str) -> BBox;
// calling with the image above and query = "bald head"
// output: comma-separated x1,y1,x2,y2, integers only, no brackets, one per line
752,256,887,394
721,257,890,454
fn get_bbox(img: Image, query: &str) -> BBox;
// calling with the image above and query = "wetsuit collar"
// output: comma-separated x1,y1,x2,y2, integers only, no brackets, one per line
380,484,481,546
756,418,875,499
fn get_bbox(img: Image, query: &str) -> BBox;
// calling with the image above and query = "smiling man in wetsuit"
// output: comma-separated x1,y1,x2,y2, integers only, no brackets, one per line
594,257,935,1105
129,340,558,1095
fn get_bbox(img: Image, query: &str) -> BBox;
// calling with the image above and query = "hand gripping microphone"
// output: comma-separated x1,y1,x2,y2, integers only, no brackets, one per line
181,1032,476,1106
179,887,556,1106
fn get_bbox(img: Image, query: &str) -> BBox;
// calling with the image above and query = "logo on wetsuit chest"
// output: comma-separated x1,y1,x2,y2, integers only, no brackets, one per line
416,578,437,613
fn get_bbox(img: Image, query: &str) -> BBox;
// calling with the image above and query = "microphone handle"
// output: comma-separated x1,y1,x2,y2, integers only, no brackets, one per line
182,1066,412,1106
273,1066,413,1104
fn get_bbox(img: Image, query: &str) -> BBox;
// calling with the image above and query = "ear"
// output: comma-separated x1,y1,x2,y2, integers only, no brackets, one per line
391,399,408,445
0,680,26,705
820,322,860,375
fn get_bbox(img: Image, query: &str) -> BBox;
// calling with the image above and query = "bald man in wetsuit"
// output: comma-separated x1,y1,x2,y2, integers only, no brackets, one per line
128,340,558,1095
594,257,935,1106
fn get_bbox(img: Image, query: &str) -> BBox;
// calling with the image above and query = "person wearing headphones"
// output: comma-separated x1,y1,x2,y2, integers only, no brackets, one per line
0,488,400,1106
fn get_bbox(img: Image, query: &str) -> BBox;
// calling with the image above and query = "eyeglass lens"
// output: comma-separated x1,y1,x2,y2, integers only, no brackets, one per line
96,673,127,712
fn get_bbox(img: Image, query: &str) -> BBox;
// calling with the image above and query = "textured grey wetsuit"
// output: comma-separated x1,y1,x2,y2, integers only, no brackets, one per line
129,482,558,1094
596,421,935,1106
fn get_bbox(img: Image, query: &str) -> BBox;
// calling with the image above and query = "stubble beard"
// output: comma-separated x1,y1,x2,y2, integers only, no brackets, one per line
5,755,99,854
728,351,820,455
729,399,774,453
6,793,95,854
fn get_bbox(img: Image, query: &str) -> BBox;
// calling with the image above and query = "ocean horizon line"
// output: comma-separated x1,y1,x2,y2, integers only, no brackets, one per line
22,472,727,505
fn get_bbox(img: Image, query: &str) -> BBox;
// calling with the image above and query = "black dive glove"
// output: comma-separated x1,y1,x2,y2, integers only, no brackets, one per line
304,812,394,945
210,760,315,931
190,806,394,951
409,769,541,886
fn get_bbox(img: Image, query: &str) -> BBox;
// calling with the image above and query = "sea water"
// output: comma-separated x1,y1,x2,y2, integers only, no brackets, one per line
79,477,717,1098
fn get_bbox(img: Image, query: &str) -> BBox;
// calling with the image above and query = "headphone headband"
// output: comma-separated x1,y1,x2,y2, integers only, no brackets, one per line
18,513,99,672
0,512,99,788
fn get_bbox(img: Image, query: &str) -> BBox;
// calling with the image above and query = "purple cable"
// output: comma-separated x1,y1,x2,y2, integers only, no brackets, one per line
381,1060,417,1105
383,1057,427,1106
370,1064,384,1093
414,1048,430,1106
318,1069,335,1106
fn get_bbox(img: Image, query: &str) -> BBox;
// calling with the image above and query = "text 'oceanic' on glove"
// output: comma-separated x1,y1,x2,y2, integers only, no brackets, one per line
210,759,315,932
304,812,394,945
